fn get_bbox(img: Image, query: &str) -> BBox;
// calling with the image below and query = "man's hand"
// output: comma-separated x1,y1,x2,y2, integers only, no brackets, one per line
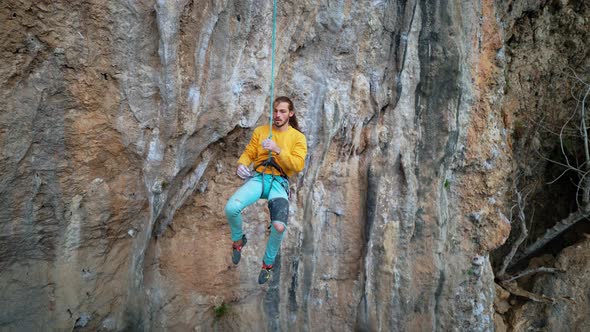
262,138,281,155
237,164,252,179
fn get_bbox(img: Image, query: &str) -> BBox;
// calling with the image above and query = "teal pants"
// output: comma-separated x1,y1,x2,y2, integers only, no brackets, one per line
225,173,289,265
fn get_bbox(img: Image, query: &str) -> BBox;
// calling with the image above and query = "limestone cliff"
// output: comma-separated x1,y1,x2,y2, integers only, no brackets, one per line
0,0,586,331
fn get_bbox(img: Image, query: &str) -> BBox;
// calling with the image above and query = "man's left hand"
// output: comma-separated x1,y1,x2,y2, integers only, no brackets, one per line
262,138,281,154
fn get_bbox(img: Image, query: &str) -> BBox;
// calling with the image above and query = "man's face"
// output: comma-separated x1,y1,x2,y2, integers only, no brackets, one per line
273,102,293,128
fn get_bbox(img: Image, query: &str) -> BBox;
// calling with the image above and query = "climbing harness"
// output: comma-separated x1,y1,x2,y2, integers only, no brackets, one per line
254,157,290,199
255,157,287,178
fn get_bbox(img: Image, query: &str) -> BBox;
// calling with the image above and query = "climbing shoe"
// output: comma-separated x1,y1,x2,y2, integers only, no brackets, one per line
258,262,273,284
231,235,247,265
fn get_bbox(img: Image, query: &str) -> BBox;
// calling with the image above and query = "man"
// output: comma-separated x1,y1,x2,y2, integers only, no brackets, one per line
225,96,307,284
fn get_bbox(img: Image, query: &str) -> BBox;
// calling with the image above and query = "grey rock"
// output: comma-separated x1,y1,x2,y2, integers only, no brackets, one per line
1,0,585,331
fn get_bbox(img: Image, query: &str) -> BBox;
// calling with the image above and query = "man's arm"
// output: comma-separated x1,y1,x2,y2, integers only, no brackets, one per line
237,128,260,166
276,133,307,173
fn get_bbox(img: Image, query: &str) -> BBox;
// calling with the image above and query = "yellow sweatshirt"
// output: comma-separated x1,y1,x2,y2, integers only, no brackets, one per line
238,125,307,177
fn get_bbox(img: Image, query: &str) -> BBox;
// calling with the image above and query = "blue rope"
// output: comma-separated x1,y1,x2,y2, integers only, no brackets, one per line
268,0,278,140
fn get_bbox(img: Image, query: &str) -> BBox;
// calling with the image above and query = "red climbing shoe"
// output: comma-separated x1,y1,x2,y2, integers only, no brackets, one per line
231,235,247,265
258,262,273,284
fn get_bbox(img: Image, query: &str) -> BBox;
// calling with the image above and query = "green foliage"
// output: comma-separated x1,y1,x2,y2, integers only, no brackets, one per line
444,179,450,189
214,303,229,319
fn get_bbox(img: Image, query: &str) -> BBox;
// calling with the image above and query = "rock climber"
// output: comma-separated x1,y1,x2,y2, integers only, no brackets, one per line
225,96,307,284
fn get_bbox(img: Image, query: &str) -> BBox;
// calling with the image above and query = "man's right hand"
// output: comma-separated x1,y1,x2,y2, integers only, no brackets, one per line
237,164,252,179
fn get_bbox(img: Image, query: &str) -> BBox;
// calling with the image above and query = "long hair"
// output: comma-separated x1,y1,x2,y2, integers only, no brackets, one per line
274,96,302,133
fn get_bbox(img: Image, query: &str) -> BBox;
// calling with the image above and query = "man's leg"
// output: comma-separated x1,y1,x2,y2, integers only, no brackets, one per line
225,176,262,243
258,177,290,283
263,198,289,265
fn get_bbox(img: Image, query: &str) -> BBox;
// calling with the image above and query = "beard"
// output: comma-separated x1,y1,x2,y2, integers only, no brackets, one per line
274,118,288,128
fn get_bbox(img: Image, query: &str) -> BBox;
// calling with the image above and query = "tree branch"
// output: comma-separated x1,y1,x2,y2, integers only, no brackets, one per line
501,266,564,283
500,282,556,304
498,188,529,278
579,86,590,167
509,209,590,267
580,85,590,204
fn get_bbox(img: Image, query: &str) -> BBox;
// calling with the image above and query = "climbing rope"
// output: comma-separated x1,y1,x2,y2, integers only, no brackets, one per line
268,0,278,141
260,0,279,198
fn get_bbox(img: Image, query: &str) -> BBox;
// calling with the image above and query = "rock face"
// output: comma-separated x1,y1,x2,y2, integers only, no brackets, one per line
509,238,590,332
492,1,590,331
0,0,566,331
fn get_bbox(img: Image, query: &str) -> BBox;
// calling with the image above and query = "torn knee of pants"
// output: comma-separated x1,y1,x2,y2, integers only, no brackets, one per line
272,221,286,233
225,199,243,217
